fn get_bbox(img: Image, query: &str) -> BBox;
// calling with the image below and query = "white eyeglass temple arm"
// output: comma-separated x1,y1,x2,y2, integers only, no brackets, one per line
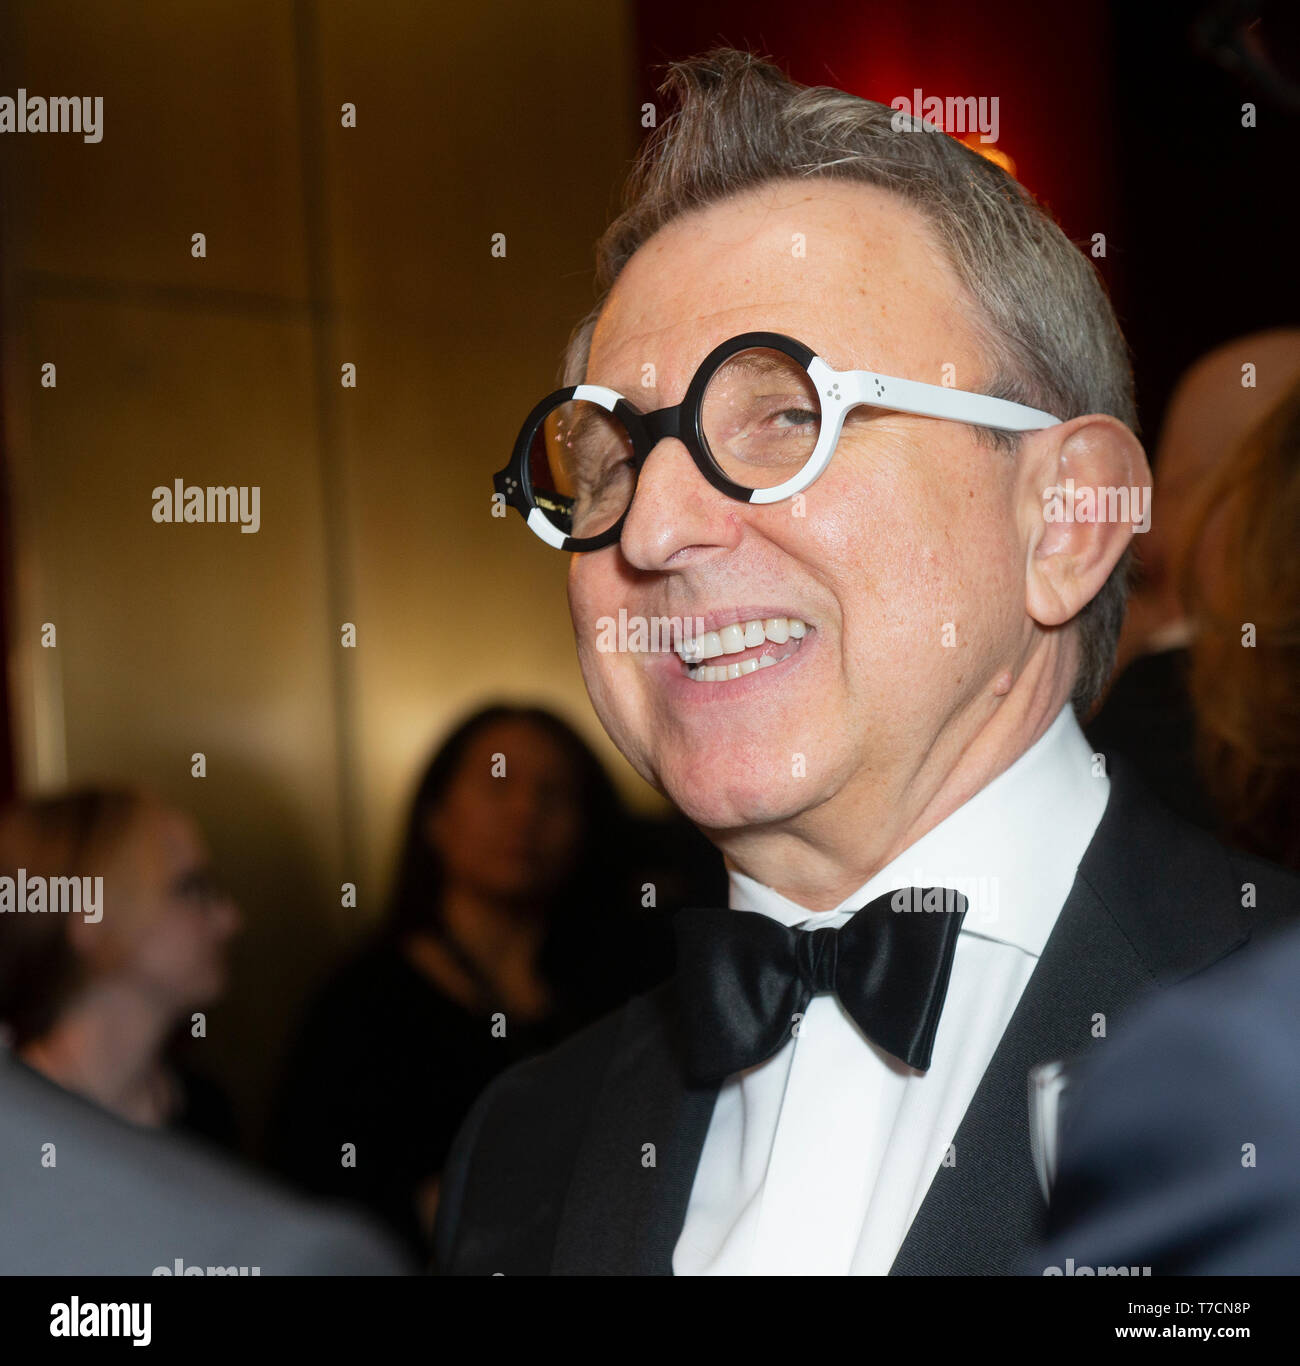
821,361,1061,431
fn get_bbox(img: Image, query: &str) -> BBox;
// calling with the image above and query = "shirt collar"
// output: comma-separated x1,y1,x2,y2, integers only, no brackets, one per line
728,704,1109,958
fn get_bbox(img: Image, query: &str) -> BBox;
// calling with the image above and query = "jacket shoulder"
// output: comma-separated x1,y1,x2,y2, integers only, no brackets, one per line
1078,757,1300,983
434,987,668,1274
1224,845,1300,934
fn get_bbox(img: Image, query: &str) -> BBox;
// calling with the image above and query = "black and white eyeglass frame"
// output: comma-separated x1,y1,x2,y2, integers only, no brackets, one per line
494,330,1063,552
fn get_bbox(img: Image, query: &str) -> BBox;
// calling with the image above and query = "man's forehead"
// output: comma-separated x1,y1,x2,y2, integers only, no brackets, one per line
587,182,970,396
588,290,969,402
589,302,856,397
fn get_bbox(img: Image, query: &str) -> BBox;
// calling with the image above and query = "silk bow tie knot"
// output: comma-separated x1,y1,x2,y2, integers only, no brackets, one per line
795,926,839,995
673,888,968,1085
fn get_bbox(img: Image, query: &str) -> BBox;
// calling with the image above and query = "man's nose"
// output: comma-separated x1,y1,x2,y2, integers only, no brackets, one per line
618,437,742,571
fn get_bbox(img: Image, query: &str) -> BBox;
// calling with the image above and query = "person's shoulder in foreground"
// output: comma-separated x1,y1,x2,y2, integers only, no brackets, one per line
1026,909,1300,1277
0,1048,414,1275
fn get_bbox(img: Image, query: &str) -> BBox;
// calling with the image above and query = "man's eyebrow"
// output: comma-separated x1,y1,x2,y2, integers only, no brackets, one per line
718,350,799,378
594,348,801,404
590,375,644,401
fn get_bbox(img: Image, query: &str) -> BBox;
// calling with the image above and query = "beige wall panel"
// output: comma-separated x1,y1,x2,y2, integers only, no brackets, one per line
6,0,308,300
315,1,657,899
9,293,342,1138
316,0,635,317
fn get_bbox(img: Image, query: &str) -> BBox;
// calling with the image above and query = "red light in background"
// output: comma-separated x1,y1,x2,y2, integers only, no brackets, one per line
960,134,1018,179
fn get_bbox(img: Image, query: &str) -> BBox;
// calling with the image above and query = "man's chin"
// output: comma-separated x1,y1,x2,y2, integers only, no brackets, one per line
658,769,818,836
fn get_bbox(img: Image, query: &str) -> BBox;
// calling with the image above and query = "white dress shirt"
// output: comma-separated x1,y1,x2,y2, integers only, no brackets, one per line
672,703,1109,1275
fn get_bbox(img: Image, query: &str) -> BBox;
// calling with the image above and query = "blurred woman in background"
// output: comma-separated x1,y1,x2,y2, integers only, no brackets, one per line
269,703,667,1261
1178,375,1300,868
0,788,243,1145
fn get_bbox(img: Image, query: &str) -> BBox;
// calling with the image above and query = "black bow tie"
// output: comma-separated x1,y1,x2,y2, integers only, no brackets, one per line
672,888,968,1084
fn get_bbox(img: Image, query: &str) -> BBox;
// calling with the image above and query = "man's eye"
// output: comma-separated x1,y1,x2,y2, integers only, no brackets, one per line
773,408,818,428
576,460,632,505
575,445,630,486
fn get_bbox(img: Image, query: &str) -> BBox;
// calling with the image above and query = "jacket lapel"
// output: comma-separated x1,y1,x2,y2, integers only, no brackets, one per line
889,874,1151,1272
552,982,718,1274
891,759,1248,1274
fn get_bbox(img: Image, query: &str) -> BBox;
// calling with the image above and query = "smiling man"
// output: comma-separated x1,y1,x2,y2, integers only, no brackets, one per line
434,49,1298,1275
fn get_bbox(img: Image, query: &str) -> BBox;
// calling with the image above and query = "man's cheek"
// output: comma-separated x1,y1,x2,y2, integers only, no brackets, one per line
566,563,600,641
580,644,633,724
575,636,607,702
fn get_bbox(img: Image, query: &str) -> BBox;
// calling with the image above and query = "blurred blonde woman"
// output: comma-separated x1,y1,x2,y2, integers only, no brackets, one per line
0,788,242,1142
1178,375,1300,867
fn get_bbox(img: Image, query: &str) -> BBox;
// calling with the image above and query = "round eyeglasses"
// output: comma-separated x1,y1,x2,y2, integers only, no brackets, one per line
494,331,1062,552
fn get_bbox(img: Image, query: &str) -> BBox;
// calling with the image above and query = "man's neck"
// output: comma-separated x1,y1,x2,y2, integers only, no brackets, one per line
714,666,1072,912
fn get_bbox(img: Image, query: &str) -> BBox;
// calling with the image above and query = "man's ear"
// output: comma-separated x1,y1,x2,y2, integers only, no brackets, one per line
1018,415,1152,628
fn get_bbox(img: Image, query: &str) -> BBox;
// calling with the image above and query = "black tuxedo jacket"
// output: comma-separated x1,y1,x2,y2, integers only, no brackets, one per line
434,760,1300,1275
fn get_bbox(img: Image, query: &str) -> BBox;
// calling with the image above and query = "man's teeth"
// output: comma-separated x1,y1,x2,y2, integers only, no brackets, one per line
679,616,809,663
688,655,781,682
678,616,810,681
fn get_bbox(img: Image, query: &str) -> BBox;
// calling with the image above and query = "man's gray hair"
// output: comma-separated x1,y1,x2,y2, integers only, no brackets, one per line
561,48,1139,717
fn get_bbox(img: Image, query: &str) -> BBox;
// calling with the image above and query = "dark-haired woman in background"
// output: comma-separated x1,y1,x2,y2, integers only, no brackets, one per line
268,704,678,1260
